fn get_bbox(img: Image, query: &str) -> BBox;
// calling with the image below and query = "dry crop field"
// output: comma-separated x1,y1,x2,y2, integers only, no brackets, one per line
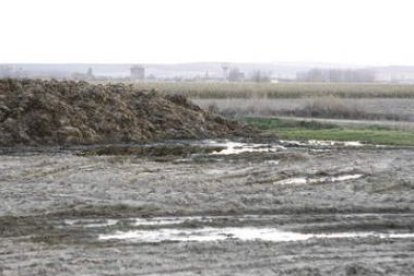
130,81,414,129
128,81,414,98
194,98,414,121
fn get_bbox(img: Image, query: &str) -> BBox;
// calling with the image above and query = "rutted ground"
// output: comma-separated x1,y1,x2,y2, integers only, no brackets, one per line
0,141,413,275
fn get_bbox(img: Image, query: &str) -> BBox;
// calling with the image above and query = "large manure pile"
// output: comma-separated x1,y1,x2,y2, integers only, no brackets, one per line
0,79,250,146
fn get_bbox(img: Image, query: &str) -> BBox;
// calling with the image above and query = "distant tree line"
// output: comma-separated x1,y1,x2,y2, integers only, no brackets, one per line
0,66,27,78
226,67,271,83
227,68,245,82
249,70,271,83
296,68,376,83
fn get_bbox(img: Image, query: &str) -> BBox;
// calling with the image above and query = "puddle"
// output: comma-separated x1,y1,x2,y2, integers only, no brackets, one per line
280,140,365,148
265,160,280,165
203,139,374,156
64,218,118,228
308,140,364,147
99,227,304,242
332,174,363,181
99,227,414,243
275,174,363,185
206,141,285,155
60,214,414,244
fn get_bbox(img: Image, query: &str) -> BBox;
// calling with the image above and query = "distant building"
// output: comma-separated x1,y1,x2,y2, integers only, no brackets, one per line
227,67,245,82
71,67,95,81
130,65,145,80
86,67,94,79
375,67,414,83
0,65,26,78
221,63,230,81
296,68,376,83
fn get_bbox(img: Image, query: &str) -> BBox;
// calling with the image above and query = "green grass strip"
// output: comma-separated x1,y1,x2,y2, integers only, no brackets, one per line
244,117,414,146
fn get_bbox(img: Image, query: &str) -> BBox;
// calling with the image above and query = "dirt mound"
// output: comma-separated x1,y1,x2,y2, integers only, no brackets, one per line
0,79,252,146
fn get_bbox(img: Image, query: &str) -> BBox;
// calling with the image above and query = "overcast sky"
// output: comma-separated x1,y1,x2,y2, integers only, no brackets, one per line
1,0,414,65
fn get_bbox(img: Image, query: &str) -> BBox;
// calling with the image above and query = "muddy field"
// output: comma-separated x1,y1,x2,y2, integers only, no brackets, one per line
0,139,413,275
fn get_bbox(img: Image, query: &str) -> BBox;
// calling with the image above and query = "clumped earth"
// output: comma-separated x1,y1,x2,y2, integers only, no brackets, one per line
0,79,251,146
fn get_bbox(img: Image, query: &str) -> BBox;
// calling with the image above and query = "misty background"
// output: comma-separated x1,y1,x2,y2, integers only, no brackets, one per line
1,0,414,83
1,63,414,83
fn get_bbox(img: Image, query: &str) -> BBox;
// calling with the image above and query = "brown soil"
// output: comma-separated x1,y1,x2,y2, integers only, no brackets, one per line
0,79,252,146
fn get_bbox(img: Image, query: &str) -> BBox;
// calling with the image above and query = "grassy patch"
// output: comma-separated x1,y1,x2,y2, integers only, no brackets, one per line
244,117,414,146
244,117,337,130
278,129,414,146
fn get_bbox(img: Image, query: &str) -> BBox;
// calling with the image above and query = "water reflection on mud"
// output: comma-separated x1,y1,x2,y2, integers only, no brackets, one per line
99,227,414,243
275,174,363,185
204,139,373,156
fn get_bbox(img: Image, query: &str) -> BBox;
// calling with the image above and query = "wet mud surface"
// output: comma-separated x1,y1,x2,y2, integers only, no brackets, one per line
0,140,414,275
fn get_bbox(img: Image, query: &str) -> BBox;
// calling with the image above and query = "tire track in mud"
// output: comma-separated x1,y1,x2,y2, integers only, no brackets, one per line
1,213,414,275
1,141,414,275
123,240,414,276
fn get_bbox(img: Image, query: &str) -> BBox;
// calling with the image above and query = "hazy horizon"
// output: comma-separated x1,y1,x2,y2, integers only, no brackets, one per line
1,61,414,67
1,0,414,66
